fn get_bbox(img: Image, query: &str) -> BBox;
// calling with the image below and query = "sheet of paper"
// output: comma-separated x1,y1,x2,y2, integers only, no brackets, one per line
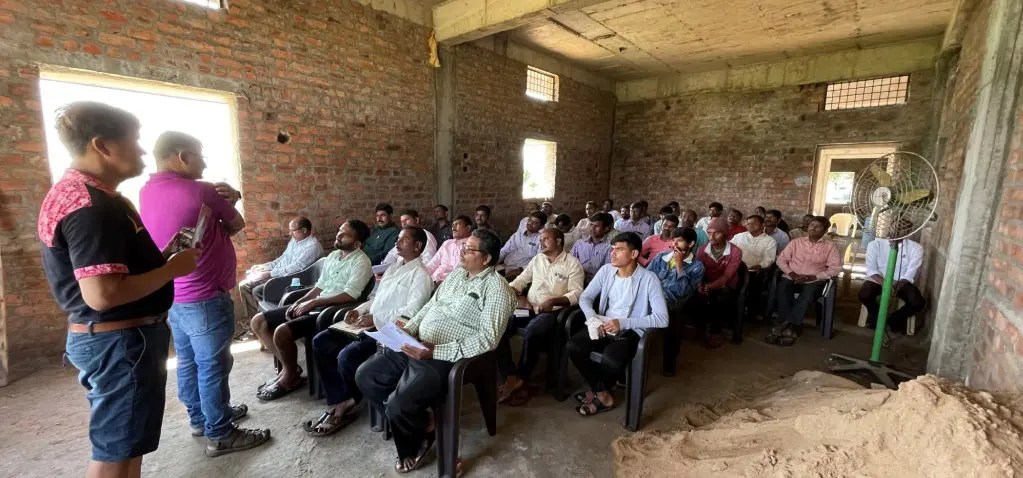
191,204,212,247
365,321,427,352
513,308,532,318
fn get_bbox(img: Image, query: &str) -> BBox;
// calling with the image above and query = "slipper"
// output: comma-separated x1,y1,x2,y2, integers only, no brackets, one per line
395,434,435,474
256,376,307,401
506,388,531,407
302,411,332,433
498,383,525,404
307,409,359,437
257,366,302,393
577,398,616,416
574,392,594,405
773,326,801,347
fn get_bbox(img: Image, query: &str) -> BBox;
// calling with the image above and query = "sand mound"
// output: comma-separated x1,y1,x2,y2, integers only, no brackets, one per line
613,371,1023,477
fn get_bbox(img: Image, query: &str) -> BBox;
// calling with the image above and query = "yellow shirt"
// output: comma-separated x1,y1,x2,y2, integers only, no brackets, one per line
509,250,585,306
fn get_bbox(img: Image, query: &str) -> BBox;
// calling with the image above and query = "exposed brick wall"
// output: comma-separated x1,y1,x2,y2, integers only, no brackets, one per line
0,0,436,367
610,71,935,223
451,44,616,236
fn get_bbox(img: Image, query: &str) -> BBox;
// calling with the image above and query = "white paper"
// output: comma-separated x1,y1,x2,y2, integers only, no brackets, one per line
513,308,532,318
191,204,212,247
366,321,428,352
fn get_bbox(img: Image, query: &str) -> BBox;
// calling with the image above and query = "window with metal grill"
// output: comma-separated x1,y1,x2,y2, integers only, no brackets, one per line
824,75,909,111
526,66,559,102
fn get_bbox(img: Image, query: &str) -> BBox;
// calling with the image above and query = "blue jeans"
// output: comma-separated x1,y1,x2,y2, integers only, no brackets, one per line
66,323,170,462
168,293,235,440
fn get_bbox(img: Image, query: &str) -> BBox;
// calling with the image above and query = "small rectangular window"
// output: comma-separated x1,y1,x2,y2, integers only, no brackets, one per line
182,0,223,8
526,66,559,102
522,139,557,199
824,75,909,111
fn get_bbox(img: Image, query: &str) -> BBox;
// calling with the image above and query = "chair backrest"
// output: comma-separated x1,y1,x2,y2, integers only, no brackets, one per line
829,213,858,237
735,262,749,293
358,275,375,301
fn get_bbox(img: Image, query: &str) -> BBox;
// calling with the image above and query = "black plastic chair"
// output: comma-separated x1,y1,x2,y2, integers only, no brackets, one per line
556,309,656,431
765,274,839,338
259,257,327,312
510,305,577,399
370,351,498,478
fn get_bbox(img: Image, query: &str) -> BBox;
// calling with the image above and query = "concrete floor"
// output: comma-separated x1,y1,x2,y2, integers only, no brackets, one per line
0,313,926,478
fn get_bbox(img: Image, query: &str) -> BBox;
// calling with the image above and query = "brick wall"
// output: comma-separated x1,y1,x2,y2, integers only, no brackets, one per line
0,0,436,367
451,44,616,236
610,71,935,223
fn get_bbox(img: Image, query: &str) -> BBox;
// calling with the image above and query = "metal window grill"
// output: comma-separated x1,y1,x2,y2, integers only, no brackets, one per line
824,75,909,111
526,66,559,102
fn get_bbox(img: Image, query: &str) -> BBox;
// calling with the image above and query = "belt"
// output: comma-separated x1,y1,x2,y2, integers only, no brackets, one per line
68,316,166,334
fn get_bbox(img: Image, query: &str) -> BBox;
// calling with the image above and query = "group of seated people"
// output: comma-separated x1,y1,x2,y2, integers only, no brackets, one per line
235,198,927,473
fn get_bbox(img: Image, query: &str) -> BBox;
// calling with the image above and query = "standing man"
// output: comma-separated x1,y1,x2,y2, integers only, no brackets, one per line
426,215,473,283
695,202,723,231
237,216,323,320
364,203,399,266
140,131,270,457
40,102,200,478
571,212,615,283
428,204,453,244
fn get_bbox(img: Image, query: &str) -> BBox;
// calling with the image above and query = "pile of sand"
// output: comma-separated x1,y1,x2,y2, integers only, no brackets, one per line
613,372,1023,477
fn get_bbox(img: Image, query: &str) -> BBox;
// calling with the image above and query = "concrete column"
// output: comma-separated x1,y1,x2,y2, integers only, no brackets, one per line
928,0,1023,380
434,46,456,209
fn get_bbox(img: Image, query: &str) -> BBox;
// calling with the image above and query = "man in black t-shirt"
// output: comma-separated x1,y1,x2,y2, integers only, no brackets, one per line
38,102,199,478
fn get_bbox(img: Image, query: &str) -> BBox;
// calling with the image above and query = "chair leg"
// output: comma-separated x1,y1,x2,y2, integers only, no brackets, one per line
369,404,392,440
438,387,462,478
304,336,318,397
553,343,572,402
474,377,498,436
823,296,835,339
625,336,650,432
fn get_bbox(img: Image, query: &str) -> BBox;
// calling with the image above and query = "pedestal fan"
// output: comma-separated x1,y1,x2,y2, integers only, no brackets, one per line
828,151,939,389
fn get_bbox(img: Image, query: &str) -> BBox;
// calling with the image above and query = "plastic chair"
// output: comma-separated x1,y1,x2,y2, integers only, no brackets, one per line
259,257,327,312
370,351,498,478
765,275,838,338
829,213,858,238
556,309,656,431
511,306,577,400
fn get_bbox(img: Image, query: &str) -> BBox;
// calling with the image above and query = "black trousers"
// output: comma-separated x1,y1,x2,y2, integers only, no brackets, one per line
745,269,773,317
354,348,453,459
496,312,558,382
312,330,377,406
566,329,640,393
776,278,827,327
859,281,926,333
662,307,685,373
690,287,737,334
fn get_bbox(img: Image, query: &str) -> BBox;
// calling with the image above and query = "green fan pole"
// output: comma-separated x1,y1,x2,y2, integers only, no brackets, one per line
870,242,900,362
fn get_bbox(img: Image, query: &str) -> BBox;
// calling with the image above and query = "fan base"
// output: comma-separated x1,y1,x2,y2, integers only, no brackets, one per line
827,353,915,390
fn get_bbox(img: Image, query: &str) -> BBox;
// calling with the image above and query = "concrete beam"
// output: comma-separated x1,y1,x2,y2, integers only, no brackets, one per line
470,35,614,92
434,46,456,210
433,0,607,45
353,0,431,27
615,37,942,102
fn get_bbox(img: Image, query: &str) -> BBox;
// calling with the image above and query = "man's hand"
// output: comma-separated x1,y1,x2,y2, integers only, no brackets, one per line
894,279,909,294
290,300,316,318
401,343,434,360
537,299,557,313
214,182,241,205
601,319,621,335
357,314,374,328
162,230,191,258
343,310,359,324
749,265,762,272
869,274,885,285
165,248,201,278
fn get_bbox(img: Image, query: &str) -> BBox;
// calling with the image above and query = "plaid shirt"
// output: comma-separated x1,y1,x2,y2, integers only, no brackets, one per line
405,266,515,362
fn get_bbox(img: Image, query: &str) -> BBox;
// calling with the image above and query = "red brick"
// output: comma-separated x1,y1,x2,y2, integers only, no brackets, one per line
14,142,43,153
99,9,128,23
81,43,101,55
0,11,14,24
97,32,135,48
0,96,14,107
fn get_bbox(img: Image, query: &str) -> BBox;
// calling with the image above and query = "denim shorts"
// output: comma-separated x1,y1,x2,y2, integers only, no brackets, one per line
65,322,170,462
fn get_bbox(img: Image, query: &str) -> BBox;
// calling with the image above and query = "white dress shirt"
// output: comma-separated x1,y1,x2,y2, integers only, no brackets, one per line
265,235,323,277
866,239,923,283
695,216,712,231
377,229,438,273
355,257,434,330
730,232,778,269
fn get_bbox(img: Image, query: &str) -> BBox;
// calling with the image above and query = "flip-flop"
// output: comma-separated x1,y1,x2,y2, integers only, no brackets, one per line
307,409,359,437
302,411,332,433
577,399,616,417
395,434,435,474
256,376,307,401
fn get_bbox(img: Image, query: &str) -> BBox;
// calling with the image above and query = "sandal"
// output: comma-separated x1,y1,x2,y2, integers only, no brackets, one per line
306,409,359,437
774,325,802,347
257,366,301,393
256,376,307,401
506,387,531,407
764,324,789,345
498,382,525,404
395,434,435,474
574,391,594,405
577,398,616,416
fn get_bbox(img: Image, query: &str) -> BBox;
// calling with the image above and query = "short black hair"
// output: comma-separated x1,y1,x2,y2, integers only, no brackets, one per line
554,213,572,227
659,205,674,215
638,200,649,209
811,216,831,229
631,201,643,209
585,201,599,208
476,205,491,215
729,208,744,218
767,209,783,220
747,214,764,224
604,199,614,207
375,203,393,215
529,211,548,224
663,214,680,226
472,228,502,266
434,204,449,212
590,212,614,228
672,226,697,243
668,201,680,207
400,209,419,219
709,202,723,210
612,232,643,252
453,215,473,228
347,219,371,244
402,225,427,252
294,216,312,231
54,101,141,157
153,131,202,162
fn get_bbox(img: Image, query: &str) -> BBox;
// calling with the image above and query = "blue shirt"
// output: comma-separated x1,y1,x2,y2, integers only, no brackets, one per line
499,230,541,270
647,250,705,309
571,235,612,283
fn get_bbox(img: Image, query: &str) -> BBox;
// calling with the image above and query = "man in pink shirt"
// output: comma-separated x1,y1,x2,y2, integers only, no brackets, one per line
768,215,842,346
139,131,271,457
639,214,678,266
425,215,472,282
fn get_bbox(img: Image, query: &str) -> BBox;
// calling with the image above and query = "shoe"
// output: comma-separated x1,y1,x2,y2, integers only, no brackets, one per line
191,405,250,437
205,426,271,458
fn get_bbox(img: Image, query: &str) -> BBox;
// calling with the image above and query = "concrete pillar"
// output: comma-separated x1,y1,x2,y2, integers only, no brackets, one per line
434,46,456,209
928,0,1023,380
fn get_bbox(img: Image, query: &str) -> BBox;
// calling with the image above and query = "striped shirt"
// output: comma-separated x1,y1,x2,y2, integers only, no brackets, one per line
614,218,653,240
499,230,541,270
570,234,613,282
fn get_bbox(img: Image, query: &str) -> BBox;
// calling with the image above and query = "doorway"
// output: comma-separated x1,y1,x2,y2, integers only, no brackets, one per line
811,143,900,216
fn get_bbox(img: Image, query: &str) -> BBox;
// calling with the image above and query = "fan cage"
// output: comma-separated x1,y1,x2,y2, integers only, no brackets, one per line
850,151,939,241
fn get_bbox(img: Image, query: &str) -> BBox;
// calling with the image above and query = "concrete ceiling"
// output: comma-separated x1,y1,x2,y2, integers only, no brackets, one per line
502,0,955,80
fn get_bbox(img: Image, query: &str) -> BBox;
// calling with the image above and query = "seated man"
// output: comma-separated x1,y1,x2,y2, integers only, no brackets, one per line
615,201,653,240
788,214,815,240
515,202,542,233
573,201,600,243
428,204,453,244
571,212,614,283
691,217,744,348
767,216,841,346
497,228,584,405
568,232,668,416
474,204,499,238
553,214,577,250
541,201,557,228
377,209,438,273
249,220,374,400
639,214,678,266
764,210,791,254
695,202,723,231
652,205,674,235
364,203,399,265
604,199,622,223
238,216,323,319
682,209,709,249
425,215,473,282
725,208,747,239
304,226,433,436
499,211,546,280
647,227,704,377
730,215,777,318
354,229,515,473
859,221,925,334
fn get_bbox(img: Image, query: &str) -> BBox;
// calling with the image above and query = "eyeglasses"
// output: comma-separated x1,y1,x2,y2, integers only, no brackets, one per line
461,246,483,253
